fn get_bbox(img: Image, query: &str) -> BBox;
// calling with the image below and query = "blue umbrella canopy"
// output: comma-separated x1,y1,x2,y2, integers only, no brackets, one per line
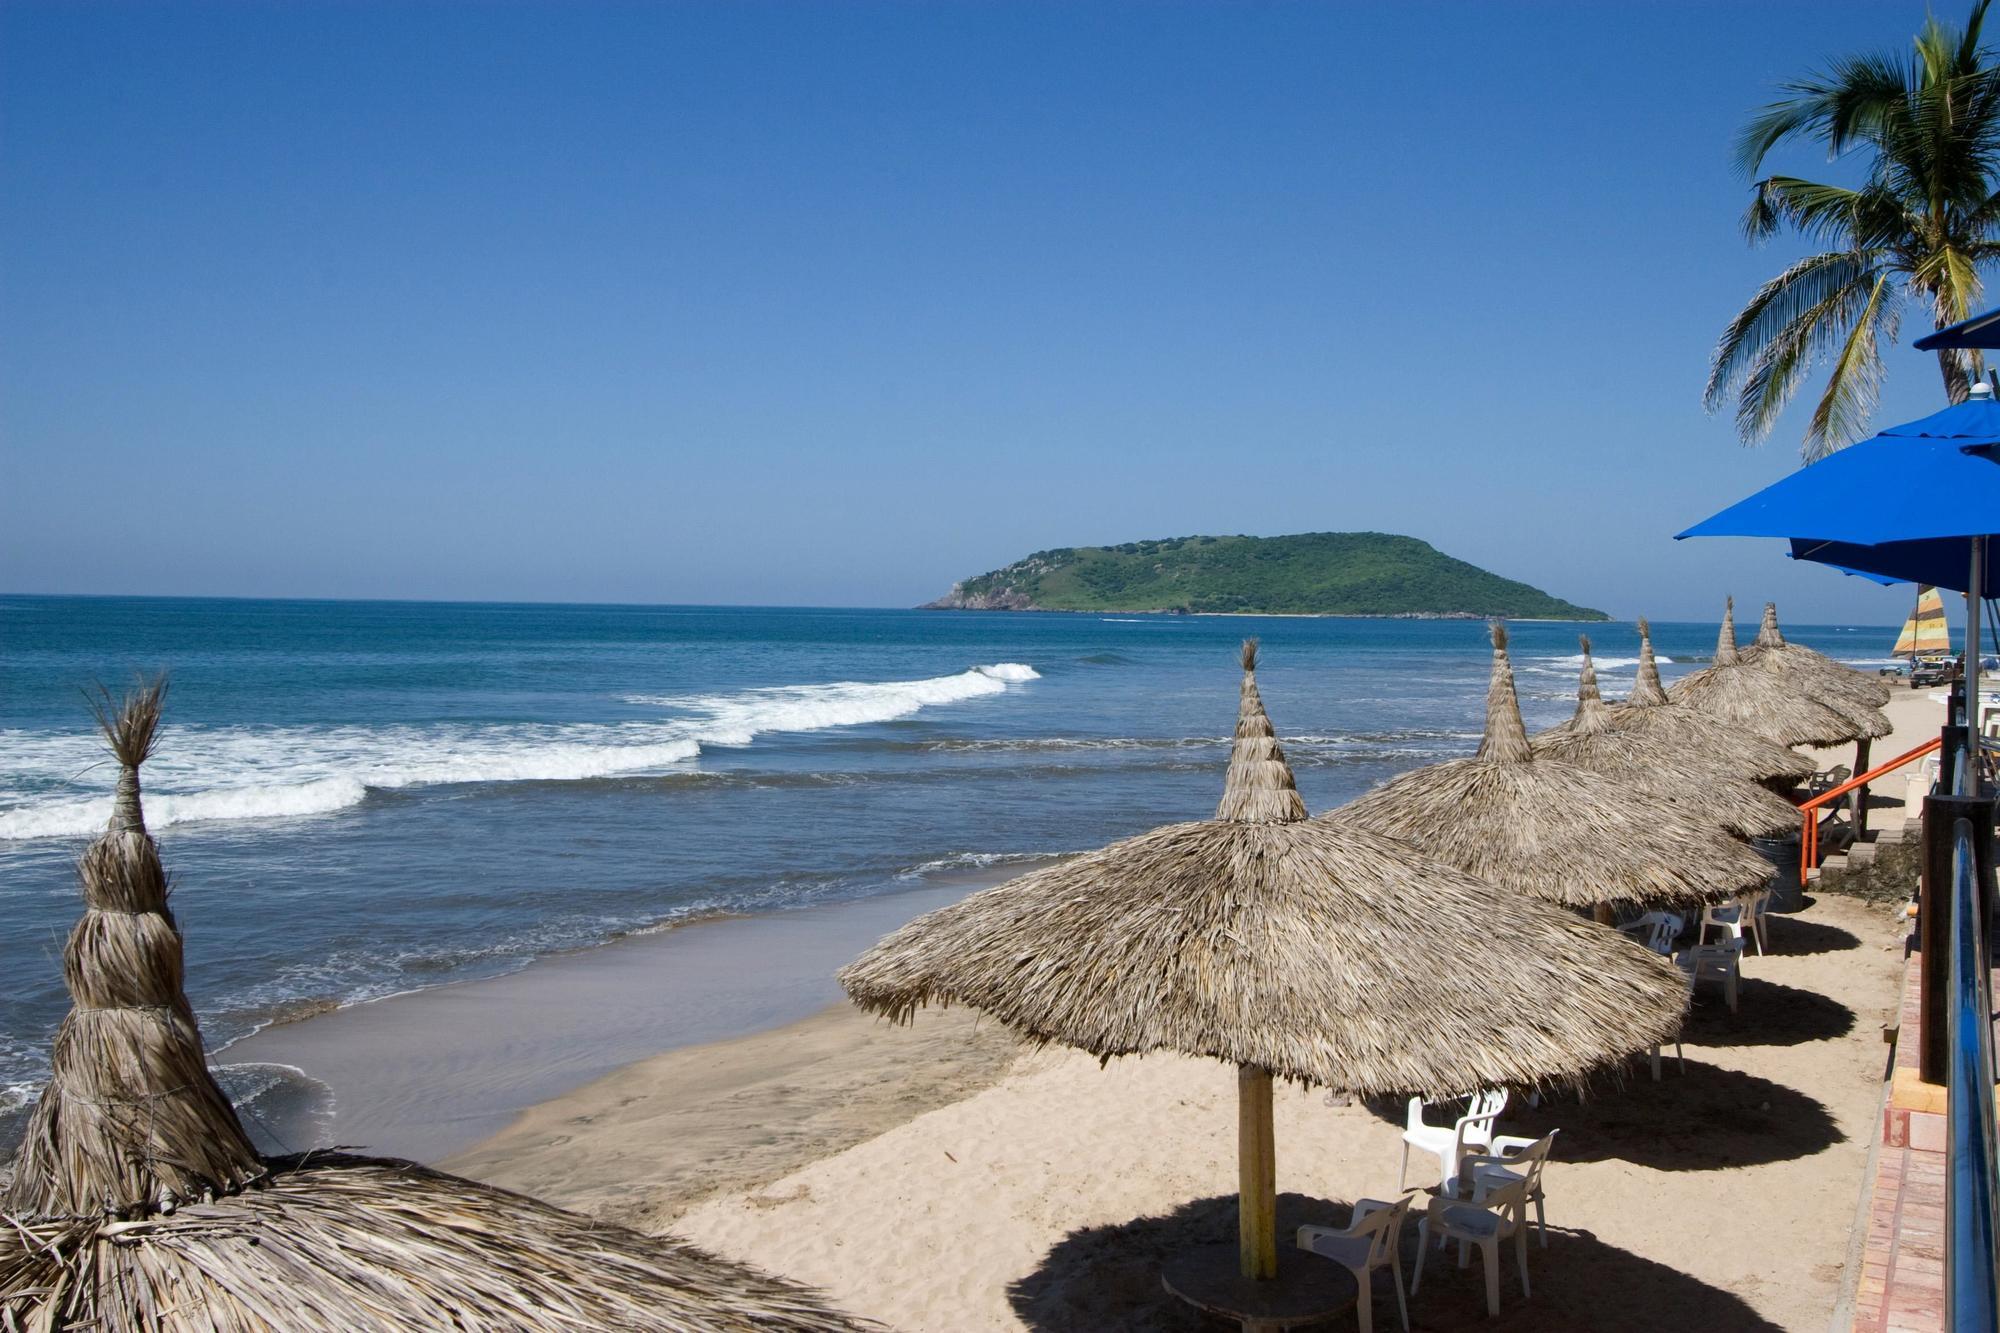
1677,389,2000,593
1914,307,2000,351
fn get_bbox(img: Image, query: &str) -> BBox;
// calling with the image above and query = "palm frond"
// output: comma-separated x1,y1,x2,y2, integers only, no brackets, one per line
1706,249,1882,411
1804,274,1895,458
1733,54,1911,175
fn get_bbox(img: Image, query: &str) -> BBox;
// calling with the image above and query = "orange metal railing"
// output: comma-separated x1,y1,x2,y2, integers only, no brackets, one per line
1798,736,1943,883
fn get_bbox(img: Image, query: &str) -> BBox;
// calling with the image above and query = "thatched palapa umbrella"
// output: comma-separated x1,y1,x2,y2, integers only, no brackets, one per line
1330,623,1774,917
1,681,870,1333
1669,598,1886,749
1741,602,1894,712
1609,618,1816,787
1530,637,1800,839
1740,600,1895,832
839,642,1688,1289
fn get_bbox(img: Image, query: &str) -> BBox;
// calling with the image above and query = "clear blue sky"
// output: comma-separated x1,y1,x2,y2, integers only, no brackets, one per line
0,0,1974,622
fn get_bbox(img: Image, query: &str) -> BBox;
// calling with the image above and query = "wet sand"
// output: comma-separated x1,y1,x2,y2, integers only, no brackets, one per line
223,869,1029,1162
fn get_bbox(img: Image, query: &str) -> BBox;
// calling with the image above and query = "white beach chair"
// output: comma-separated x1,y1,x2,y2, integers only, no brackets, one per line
1464,1129,1558,1248
1296,1192,1412,1333
1676,935,1745,1012
1615,911,1683,957
1400,1089,1507,1190
1412,1175,1534,1317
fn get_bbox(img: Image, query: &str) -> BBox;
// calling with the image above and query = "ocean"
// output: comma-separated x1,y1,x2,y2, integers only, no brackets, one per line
0,595,1898,1146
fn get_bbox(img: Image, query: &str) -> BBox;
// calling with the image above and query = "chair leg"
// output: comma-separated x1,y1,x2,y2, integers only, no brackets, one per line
1479,1237,1500,1317
1398,1141,1409,1191
1391,1258,1409,1333
1533,1193,1547,1249
1725,966,1739,1013
1411,1223,1429,1296
1649,1045,1661,1081
1353,1269,1372,1333
1515,1225,1531,1298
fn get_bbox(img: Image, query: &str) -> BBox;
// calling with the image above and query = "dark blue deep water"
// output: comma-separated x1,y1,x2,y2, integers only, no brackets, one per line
0,595,1897,1124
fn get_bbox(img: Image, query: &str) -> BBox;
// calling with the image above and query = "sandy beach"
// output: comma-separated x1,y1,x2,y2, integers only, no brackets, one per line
445,684,1940,1332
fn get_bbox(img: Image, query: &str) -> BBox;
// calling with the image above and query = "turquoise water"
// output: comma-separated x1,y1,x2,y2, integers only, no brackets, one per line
0,595,1896,1136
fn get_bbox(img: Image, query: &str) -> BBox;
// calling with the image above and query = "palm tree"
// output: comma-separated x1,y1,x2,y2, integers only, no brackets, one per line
1707,1,2000,461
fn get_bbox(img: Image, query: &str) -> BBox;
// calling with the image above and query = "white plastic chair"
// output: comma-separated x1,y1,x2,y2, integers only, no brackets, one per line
1296,1192,1412,1333
1698,898,1763,955
1676,935,1745,1012
1615,911,1683,956
1400,1088,1507,1190
1740,888,1772,955
1464,1130,1558,1248
1411,1175,1533,1317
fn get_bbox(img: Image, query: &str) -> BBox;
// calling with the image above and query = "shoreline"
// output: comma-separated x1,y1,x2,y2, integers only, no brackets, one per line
221,863,1035,1164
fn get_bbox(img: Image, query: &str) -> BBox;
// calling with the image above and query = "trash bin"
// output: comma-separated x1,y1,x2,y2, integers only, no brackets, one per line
1752,835,1803,911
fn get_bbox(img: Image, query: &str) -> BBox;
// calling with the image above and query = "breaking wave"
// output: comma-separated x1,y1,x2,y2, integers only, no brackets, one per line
0,663,1040,840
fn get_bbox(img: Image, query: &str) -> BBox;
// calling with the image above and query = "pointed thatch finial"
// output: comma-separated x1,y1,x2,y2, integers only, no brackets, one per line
1715,596,1740,666
1476,620,1532,763
89,678,164,835
1629,617,1669,707
4,678,263,1220
1214,639,1307,824
1756,601,1786,648
1571,635,1610,735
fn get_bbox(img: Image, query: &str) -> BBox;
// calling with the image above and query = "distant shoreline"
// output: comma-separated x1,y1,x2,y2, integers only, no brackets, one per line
917,605,1612,622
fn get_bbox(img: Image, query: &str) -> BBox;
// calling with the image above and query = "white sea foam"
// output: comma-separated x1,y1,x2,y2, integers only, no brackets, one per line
1530,653,1647,671
627,664,1040,746
0,663,1039,841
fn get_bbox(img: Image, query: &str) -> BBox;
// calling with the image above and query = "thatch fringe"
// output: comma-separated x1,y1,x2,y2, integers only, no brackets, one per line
0,1153,873,1332
5,680,264,1220
1531,641,1803,840
1671,598,1884,746
841,644,1688,1099
1214,639,1307,825
1331,620,1775,911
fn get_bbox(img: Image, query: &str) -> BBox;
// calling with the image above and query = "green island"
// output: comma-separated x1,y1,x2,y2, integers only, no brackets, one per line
922,531,1608,619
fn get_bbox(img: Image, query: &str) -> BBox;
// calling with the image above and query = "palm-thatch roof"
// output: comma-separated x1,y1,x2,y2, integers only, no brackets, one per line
1329,623,1775,913
1669,598,1886,747
1530,637,1801,840
840,640,1690,1099
2,681,869,1333
1740,601,1895,714
1605,618,1815,785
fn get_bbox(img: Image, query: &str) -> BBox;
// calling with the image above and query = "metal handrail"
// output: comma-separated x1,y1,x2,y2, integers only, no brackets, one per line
1798,737,1944,884
1945,810,2000,1328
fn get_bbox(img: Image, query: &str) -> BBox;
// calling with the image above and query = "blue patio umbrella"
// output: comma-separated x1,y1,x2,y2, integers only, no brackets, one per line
1914,308,2000,351
1677,387,2000,755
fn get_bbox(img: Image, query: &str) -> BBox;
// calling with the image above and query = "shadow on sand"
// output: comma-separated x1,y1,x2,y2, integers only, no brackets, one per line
1482,1060,1842,1171
1761,915,1865,956
1363,1059,1840,1172
1006,1191,1783,1332
1681,978,1857,1046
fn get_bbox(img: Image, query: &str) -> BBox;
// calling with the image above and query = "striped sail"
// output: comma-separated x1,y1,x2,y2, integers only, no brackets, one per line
1893,586,1951,656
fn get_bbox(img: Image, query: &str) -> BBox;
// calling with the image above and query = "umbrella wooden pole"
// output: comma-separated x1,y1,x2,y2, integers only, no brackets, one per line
1850,738,1872,837
1237,1065,1277,1280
